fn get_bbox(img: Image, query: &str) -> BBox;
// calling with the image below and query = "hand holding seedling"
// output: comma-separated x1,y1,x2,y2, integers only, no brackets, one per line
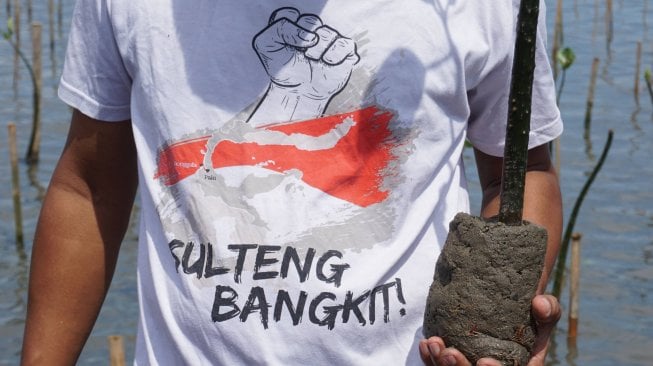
422,0,562,364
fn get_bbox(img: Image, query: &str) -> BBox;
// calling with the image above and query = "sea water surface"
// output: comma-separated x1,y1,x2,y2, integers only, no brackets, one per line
0,1,652,364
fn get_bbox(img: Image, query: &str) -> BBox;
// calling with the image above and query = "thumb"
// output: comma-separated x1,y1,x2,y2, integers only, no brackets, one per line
528,295,561,365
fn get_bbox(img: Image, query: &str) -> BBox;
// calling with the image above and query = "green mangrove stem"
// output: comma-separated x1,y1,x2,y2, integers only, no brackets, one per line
551,130,614,299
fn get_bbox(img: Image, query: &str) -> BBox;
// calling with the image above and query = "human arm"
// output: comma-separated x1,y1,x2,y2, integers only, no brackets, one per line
420,144,562,366
21,110,138,365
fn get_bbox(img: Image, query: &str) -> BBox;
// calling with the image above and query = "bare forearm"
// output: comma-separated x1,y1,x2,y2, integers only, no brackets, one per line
22,188,126,364
21,112,137,365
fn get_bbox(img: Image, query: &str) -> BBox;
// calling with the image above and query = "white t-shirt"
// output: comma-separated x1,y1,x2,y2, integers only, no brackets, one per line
59,0,562,364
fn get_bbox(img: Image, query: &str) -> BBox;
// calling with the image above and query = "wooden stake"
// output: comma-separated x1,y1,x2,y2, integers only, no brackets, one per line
592,0,600,39
50,0,59,76
8,123,24,248
554,138,561,179
568,233,582,339
574,0,579,19
108,335,126,366
48,0,54,53
605,0,613,52
26,22,42,163
57,0,63,38
584,58,600,139
26,0,31,24
645,0,650,30
12,0,20,91
552,0,564,81
634,41,642,104
12,0,19,43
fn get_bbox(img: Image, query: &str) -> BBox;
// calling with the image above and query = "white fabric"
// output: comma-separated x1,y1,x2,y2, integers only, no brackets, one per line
59,0,562,365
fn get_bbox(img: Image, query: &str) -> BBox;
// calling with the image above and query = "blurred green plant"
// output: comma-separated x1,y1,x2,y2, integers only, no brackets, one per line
2,17,14,40
555,47,576,104
645,68,653,106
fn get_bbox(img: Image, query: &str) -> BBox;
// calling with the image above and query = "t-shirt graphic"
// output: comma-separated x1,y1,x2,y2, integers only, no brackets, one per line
155,106,395,207
153,7,412,253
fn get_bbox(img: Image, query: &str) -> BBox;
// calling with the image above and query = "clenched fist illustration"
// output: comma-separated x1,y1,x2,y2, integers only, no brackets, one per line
248,7,360,126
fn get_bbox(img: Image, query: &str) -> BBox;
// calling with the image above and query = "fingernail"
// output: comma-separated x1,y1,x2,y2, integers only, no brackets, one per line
443,355,457,366
427,343,440,365
428,343,441,357
539,296,552,317
478,359,501,366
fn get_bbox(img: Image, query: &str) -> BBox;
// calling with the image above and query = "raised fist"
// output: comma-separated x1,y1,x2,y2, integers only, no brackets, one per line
249,7,360,125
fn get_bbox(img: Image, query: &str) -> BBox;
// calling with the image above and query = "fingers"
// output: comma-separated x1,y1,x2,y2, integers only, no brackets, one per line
419,297,561,366
419,337,474,366
268,7,301,25
254,7,359,66
304,26,338,60
296,14,322,31
254,18,318,51
532,294,561,325
476,358,503,366
528,295,561,365
323,36,360,65
254,9,318,54
418,338,435,365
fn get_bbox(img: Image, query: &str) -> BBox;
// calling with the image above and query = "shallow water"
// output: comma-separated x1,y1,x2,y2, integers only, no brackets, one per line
0,0,652,365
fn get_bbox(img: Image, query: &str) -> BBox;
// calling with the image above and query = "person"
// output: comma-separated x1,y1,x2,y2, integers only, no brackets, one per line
21,1,563,365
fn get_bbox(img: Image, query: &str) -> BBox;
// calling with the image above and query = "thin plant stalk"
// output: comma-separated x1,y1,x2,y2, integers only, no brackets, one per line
48,0,54,52
555,47,576,105
4,20,43,163
27,163,46,200
58,0,63,38
584,57,600,158
606,0,613,53
556,69,567,105
634,41,642,104
8,123,24,248
552,130,614,299
584,58,600,131
12,0,20,91
26,0,31,24
26,22,42,163
498,0,540,225
645,69,653,106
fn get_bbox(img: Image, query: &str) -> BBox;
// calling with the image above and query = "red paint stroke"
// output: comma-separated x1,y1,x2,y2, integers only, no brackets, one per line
154,106,397,207
154,136,210,186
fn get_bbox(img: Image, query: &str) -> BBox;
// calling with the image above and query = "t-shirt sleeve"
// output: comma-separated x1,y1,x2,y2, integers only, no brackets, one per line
58,0,132,122
467,0,563,157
